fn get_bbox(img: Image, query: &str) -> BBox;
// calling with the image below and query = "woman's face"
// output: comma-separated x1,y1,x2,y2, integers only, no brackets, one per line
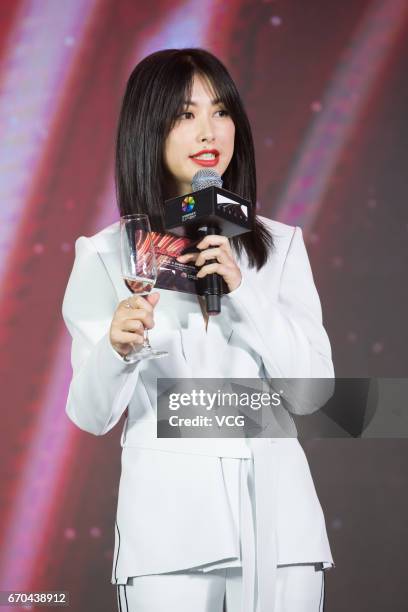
163,73,235,196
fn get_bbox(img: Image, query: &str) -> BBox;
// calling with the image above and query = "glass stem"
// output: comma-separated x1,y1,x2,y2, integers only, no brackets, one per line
143,328,152,350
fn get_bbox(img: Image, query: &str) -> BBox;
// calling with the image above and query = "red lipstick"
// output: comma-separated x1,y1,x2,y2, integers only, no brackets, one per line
189,149,220,167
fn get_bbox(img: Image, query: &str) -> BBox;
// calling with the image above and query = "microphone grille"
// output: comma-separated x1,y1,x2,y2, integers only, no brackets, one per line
191,169,223,191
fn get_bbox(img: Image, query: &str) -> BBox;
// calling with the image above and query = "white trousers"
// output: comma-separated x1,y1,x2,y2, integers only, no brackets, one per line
116,564,325,612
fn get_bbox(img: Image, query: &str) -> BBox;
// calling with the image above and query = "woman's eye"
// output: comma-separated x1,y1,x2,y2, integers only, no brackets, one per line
179,111,194,119
178,109,229,120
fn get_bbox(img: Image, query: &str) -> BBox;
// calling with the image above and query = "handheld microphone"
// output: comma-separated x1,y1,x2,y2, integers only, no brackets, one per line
164,169,252,314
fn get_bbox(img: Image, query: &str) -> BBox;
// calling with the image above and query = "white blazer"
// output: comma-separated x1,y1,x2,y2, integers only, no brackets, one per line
62,215,335,606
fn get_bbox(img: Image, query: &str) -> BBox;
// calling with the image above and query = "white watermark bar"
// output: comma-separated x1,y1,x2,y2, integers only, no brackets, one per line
156,378,408,438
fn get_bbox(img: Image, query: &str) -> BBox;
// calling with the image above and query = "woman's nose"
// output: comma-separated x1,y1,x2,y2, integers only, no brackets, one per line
197,116,215,143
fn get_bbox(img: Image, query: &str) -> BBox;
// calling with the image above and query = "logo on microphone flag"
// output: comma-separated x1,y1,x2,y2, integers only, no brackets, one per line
182,195,195,213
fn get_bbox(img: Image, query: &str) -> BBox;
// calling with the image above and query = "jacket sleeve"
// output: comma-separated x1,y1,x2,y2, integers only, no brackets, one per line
62,236,142,435
225,225,334,415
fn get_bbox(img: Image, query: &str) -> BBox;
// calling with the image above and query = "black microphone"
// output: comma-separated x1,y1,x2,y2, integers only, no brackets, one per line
191,170,223,315
164,169,252,315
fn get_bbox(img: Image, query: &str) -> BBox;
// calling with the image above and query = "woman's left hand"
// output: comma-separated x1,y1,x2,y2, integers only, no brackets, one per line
176,235,242,292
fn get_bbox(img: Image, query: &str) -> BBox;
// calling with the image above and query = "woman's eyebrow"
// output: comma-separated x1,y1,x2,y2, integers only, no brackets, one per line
183,97,222,106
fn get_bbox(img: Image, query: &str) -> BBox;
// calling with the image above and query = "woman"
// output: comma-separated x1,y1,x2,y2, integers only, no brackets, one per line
62,48,334,612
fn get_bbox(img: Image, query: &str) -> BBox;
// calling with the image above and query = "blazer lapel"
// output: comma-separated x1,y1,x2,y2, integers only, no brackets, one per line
178,301,234,375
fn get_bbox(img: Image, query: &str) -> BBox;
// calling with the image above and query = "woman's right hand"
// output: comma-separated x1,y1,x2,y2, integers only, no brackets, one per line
109,292,160,358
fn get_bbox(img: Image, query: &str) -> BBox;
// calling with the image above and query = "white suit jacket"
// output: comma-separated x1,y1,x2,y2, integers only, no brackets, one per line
62,215,335,591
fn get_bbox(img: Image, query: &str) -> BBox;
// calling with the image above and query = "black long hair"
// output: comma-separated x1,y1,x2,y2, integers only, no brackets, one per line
115,48,274,270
